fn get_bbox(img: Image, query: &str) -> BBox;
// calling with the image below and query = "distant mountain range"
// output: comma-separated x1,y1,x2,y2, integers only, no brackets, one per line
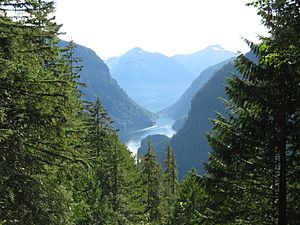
106,48,194,112
106,46,235,113
60,41,154,140
171,45,235,77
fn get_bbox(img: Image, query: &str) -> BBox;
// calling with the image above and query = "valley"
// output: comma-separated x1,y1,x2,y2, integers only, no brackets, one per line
104,45,235,176
2,1,297,224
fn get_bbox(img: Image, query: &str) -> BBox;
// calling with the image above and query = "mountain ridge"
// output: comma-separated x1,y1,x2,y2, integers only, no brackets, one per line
160,58,234,120
60,40,155,140
106,47,195,112
171,45,236,77
170,60,237,178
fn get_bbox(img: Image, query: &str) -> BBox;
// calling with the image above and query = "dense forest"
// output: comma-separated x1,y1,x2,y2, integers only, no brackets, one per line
0,0,299,225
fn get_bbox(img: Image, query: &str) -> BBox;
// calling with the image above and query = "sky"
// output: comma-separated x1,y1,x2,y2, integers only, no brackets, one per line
55,0,268,60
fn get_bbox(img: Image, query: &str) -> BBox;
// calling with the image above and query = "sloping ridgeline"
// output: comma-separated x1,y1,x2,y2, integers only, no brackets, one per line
171,60,237,178
160,59,233,120
60,41,154,140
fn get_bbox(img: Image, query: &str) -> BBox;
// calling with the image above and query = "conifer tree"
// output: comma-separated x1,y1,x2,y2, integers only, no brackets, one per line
111,137,147,224
78,98,115,224
204,1,300,224
161,144,178,224
172,169,208,225
82,98,147,224
140,140,163,224
0,1,84,224
163,145,178,196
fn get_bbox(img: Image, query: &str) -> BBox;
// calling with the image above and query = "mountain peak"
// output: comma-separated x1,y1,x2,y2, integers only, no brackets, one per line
127,47,144,55
206,44,225,51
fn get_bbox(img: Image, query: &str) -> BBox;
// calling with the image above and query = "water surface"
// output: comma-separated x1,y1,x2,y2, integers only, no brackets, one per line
126,116,176,155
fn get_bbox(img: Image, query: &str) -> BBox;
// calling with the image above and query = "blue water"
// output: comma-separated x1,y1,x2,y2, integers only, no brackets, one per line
126,116,176,155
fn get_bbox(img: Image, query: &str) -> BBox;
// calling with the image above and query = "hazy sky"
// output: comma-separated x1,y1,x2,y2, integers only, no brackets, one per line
55,0,268,59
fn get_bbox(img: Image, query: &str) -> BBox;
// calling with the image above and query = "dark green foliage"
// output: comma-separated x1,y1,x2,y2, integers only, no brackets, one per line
203,1,300,224
163,145,178,197
0,1,83,224
2,0,298,224
172,169,208,225
161,145,179,224
75,98,115,224
0,1,151,224
138,142,180,224
140,140,163,224
86,97,114,159
78,99,148,225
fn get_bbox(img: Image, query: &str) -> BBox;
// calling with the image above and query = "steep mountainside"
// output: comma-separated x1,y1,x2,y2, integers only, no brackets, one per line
160,59,232,120
106,47,194,112
171,61,237,178
172,45,235,76
60,41,154,140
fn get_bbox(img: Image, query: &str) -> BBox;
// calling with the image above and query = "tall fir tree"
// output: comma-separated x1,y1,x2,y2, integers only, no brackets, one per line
247,1,300,223
161,144,178,224
140,140,163,224
204,0,300,224
0,1,84,224
79,98,116,224
81,98,147,224
172,169,208,225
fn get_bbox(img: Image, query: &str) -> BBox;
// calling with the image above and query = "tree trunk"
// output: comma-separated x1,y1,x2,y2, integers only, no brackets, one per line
278,72,286,225
279,142,286,225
